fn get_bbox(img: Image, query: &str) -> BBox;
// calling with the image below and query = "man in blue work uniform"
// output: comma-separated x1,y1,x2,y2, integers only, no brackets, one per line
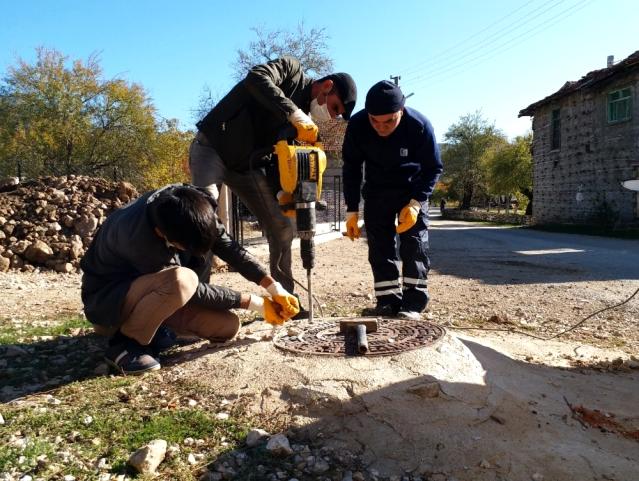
342,80,443,320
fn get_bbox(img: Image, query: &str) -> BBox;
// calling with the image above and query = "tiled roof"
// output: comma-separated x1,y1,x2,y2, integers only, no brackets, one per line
519,50,639,117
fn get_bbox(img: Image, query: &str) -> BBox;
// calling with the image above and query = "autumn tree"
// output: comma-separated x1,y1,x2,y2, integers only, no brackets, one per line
442,112,506,209
0,47,178,186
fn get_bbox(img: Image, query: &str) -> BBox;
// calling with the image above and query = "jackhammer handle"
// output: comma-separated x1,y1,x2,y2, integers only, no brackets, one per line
356,324,369,354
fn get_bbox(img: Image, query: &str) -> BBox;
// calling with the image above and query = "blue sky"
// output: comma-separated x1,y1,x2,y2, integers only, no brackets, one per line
1,0,637,140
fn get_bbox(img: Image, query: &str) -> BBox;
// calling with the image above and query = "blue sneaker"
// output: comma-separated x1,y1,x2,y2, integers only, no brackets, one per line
149,325,178,355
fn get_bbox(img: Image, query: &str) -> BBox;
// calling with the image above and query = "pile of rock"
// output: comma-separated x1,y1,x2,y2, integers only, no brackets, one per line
0,176,138,273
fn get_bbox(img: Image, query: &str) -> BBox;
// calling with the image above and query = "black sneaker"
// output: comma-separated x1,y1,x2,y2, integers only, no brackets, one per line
105,337,160,375
397,311,421,321
361,304,397,317
149,325,178,355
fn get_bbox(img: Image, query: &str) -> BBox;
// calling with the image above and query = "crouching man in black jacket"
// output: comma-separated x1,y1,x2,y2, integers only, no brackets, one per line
80,184,299,375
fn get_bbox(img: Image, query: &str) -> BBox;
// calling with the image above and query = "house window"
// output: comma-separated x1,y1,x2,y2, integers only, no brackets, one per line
551,109,561,150
607,87,632,123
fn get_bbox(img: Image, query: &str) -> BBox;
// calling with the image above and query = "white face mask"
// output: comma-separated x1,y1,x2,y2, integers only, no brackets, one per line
310,98,332,121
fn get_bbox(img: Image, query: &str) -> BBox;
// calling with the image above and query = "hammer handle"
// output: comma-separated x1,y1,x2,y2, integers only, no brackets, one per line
356,324,369,354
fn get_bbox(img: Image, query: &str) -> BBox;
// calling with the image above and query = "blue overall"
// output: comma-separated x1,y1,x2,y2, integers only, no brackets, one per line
343,106,443,313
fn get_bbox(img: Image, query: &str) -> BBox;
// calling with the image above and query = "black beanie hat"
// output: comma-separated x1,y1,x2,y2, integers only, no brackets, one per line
365,80,405,115
326,73,357,120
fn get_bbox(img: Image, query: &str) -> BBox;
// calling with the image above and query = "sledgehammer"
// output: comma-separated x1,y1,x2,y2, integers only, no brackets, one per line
339,319,378,355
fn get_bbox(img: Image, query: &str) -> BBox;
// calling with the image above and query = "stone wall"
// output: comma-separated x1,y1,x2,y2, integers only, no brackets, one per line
531,72,639,227
0,176,138,272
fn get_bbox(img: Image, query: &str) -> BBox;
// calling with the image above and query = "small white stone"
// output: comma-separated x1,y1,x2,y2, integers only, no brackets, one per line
246,428,270,447
0,413,4,425
187,399,198,407
215,412,229,420
531,474,544,481
83,415,93,425
128,439,167,474
188,453,197,465
63,475,76,481
266,433,293,457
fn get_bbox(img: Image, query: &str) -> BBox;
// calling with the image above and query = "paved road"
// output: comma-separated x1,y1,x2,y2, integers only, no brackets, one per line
428,211,639,285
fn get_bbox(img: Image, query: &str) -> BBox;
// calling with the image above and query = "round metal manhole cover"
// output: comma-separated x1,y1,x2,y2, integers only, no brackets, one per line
273,317,446,357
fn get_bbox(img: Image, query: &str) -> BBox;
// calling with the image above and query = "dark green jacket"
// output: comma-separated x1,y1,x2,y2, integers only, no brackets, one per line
196,56,313,172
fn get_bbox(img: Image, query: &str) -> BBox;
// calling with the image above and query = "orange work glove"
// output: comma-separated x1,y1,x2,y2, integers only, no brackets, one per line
247,295,288,326
288,109,319,143
344,211,361,241
396,199,421,234
266,281,300,319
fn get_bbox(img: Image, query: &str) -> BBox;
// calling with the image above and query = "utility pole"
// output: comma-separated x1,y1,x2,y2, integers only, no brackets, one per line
389,75,401,86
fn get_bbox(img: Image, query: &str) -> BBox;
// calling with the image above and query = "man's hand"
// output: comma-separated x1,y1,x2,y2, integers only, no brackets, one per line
344,211,361,241
276,190,296,219
288,109,318,143
396,199,421,233
247,295,288,325
266,281,300,318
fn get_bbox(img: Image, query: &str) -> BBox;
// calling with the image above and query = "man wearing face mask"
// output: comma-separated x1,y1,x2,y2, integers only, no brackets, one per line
342,81,443,320
190,57,357,317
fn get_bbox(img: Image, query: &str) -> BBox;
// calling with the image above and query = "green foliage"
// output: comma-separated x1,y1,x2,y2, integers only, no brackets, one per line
0,48,191,188
0,316,90,345
484,133,532,196
442,111,506,209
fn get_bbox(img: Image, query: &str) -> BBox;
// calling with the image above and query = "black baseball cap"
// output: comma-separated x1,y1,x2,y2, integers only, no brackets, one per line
327,73,357,120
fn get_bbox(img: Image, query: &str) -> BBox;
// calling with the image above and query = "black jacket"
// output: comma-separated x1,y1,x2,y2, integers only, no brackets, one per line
196,56,313,172
80,186,267,327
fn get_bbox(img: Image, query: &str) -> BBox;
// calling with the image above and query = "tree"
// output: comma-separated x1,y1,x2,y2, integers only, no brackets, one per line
484,133,533,214
231,23,334,81
0,48,160,184
442,112,506,210
141,119,191,188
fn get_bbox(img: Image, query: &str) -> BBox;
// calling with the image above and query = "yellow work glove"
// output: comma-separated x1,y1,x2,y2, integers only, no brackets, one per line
248,295,288,326
288,108,319,143
276,190,296,219
344,211,361,241
266,281,300,319
396,199,421,234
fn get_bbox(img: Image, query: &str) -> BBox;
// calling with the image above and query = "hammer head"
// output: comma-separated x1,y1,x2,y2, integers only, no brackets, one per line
339,319,378,334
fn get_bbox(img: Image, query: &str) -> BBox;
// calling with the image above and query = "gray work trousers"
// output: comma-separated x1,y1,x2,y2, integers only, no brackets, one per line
188,139,295,292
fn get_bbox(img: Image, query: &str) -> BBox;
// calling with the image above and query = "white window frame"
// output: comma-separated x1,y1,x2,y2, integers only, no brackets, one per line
607,87,632,124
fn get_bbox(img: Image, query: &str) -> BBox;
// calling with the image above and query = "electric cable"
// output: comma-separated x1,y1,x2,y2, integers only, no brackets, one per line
446,284,639,341
404,0,595,89
401,0,567,80
399,0,541,77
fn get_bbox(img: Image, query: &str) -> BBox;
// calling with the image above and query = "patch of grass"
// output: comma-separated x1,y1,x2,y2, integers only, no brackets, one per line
0,316,91,345
1,375,257,480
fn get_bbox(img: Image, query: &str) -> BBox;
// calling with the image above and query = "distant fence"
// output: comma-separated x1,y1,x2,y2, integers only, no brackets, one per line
229,172,347,246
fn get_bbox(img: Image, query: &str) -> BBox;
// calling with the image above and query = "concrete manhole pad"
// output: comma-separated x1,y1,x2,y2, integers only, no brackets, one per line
274,317,446,356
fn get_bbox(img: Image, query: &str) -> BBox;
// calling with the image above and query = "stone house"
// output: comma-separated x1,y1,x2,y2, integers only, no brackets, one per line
519,50,639,227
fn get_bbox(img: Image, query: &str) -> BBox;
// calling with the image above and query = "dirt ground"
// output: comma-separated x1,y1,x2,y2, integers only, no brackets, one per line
2,232,639,480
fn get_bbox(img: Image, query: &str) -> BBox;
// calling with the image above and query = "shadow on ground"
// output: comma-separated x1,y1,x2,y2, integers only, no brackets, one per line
203,337,639,481
0,335,259,402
